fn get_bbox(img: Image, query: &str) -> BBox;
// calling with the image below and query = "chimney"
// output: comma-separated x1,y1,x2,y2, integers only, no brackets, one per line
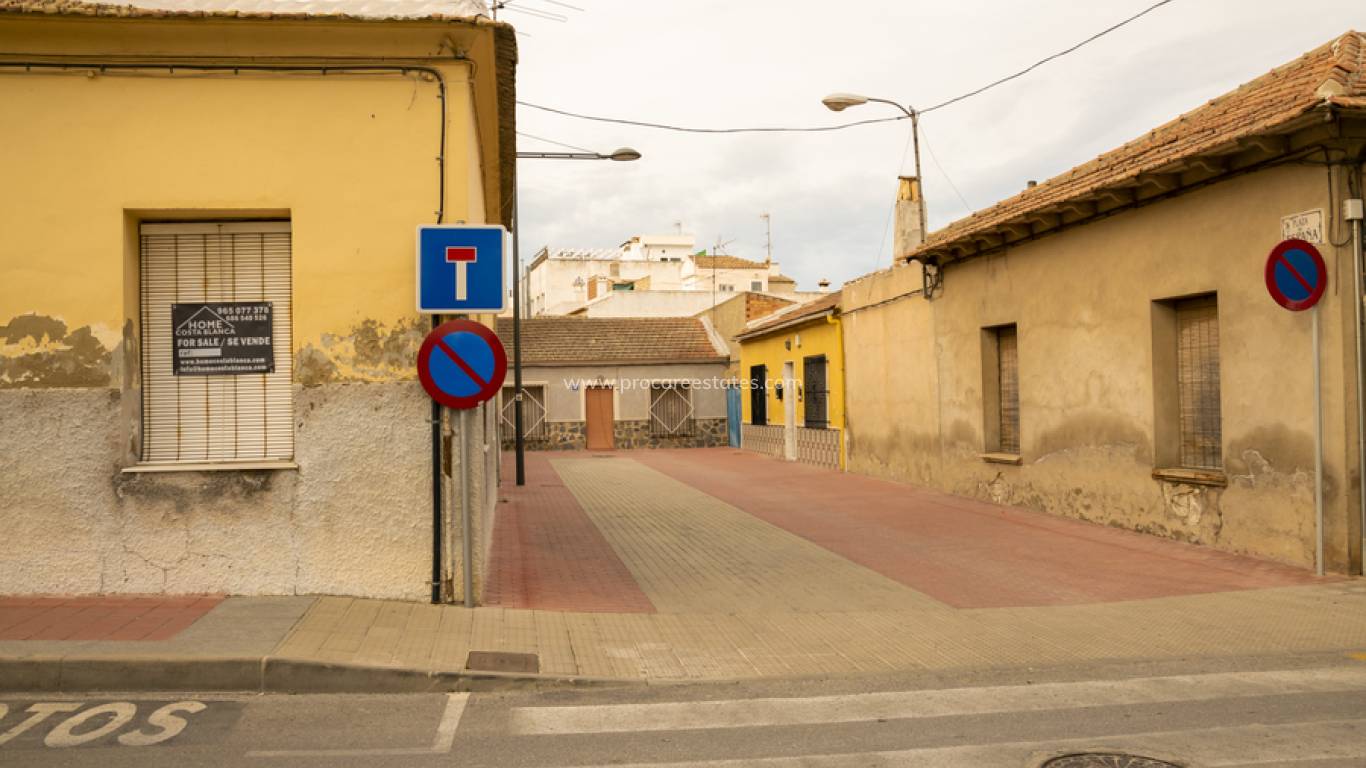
818,279,831,292
1026,180,1038,189
894,175,925,263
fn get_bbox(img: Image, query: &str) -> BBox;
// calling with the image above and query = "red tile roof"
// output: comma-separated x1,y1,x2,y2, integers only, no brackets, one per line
911,31,1365,263
737,291,840,339
694,255,768,271
0,0,492,21
496,317,727,367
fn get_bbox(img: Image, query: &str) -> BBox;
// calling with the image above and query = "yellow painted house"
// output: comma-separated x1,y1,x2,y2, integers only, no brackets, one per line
737,291,845,469
0,0,515,601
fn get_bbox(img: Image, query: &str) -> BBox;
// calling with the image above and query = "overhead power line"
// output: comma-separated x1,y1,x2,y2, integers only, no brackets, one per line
919,0,1176,115
518,0,1179,133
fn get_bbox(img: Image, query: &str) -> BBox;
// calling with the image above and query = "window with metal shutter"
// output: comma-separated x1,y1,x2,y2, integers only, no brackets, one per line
500,384,547,438
996,325,1020,454
1176,296,1221,469
650,382,695,436
139,222,293,465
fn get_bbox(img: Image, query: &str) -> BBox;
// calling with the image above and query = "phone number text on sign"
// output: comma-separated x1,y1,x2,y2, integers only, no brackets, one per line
171,301,274,376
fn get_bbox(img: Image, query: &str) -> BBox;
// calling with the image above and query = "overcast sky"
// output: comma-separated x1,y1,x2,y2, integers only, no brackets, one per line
508,0,1364,290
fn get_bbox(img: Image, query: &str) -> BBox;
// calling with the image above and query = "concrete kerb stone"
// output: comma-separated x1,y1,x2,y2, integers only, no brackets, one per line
0,653,638,694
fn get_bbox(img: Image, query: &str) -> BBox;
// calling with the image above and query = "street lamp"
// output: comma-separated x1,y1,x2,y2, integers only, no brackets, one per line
821,93,925,238
510,146,641,486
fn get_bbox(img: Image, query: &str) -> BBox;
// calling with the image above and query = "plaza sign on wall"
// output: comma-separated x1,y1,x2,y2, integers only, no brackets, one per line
171,302,274,375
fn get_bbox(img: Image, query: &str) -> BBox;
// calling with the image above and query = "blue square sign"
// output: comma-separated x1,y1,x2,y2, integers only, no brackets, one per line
416,225,507,313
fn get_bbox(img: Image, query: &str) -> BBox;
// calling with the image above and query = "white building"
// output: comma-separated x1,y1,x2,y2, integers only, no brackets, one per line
526,233,815,317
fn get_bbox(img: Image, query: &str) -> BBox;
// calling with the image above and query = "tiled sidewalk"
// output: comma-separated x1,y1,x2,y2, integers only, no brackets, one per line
0,595,222,641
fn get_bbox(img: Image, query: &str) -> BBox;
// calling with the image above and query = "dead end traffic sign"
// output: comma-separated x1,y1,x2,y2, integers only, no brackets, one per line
416,319,507,410
1265,239,1327,312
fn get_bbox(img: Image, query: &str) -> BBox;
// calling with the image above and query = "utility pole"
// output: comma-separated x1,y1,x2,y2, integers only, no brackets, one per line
761,212,772,265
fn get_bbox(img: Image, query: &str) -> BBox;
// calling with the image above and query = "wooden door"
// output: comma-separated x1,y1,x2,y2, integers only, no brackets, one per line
585,386,614,451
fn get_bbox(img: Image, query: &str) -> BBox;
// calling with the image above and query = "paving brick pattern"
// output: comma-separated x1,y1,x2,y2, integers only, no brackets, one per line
550,455,940,614
0,595,223,641
484,452,655,613
633,448,1324,608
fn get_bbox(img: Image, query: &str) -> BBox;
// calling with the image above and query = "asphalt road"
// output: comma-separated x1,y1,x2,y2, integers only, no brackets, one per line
4,655,1366,767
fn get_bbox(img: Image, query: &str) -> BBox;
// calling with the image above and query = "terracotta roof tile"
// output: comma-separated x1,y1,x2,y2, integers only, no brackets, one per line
496,317,727,366
738,291,840,338
912,30,1365,262
0,0,492,21
693,254,768,271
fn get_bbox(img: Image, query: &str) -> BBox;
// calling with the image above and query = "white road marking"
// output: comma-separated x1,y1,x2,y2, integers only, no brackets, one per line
551,718,1366,768
247,692,470,758
44,703,138,748
511,666,1366,735
0,703,82,746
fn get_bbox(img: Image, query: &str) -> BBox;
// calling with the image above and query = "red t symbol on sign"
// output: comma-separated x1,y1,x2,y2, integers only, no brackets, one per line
446,247,477,301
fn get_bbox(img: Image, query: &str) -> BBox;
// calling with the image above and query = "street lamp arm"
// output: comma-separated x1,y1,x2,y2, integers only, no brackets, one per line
863,97,916,119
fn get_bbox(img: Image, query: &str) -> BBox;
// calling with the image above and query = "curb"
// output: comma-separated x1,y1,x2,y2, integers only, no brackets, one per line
0,655,635,694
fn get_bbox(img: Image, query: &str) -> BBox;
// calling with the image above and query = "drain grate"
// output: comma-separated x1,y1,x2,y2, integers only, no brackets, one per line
465,650,540,674
1042,754,1182,768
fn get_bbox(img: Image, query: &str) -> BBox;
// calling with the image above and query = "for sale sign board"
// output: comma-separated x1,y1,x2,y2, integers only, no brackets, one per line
171,302,274,375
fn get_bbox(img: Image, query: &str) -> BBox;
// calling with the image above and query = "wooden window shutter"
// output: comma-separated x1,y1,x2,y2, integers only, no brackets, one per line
139,222,294,465
997,325,1020,454
1176,296,1221,469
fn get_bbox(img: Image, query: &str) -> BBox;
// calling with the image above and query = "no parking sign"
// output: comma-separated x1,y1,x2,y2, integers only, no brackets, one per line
1265,239,1327,311
416,319,507,410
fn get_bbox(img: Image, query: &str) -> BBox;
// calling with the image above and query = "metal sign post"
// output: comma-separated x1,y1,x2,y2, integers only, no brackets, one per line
1265,238,1329,575
416,319,508,606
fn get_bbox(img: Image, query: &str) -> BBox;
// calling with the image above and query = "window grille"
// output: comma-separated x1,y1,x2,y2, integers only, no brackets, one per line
1176,296,1222,469
750,364,767,425
803,354,829,429
649,382,694,436
996,325,1020,454
139,222,293,464
500,384,547,438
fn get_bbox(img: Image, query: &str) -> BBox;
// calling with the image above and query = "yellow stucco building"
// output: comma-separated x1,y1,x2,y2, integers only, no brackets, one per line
0,0,515,600
737,292,845,469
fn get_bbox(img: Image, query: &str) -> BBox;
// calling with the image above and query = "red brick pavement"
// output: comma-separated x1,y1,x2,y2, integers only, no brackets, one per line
0,595,224,641
633,448,1326,609
486,452,655,613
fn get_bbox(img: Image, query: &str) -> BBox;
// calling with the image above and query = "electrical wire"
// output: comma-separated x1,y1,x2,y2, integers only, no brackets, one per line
516,131,597,153
518,0,1179,133
919,0,1177,114
918,124,973,214
517,101,907,133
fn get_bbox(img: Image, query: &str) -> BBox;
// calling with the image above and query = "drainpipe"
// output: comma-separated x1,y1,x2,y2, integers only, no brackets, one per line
1348,193,1365,574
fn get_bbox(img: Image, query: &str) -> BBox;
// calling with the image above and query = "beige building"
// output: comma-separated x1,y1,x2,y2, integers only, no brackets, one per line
496,317,730,451
843,31,1366,573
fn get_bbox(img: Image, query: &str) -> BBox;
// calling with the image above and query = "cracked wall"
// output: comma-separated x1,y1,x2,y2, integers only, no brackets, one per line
0,382,433,598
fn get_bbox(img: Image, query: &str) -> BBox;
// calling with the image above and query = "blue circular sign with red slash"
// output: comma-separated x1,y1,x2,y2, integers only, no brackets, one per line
417,319,507,410
1265,239,1328,312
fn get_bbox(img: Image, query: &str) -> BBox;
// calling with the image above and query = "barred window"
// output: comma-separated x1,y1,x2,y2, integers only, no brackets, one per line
1176,296,1222,469
650,382,694,436
500,384,547,439
802,354,829,429
983,324,1019,455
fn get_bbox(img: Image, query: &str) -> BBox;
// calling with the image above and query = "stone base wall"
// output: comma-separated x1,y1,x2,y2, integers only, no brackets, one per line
614,418,728,449
509,421,586,451
503,419,727,450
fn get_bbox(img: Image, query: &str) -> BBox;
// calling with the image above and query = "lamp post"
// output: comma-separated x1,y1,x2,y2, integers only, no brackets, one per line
821,93,925,238
510,146,641,486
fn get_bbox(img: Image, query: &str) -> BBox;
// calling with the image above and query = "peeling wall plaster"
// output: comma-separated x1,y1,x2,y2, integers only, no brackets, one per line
1,313,114,388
